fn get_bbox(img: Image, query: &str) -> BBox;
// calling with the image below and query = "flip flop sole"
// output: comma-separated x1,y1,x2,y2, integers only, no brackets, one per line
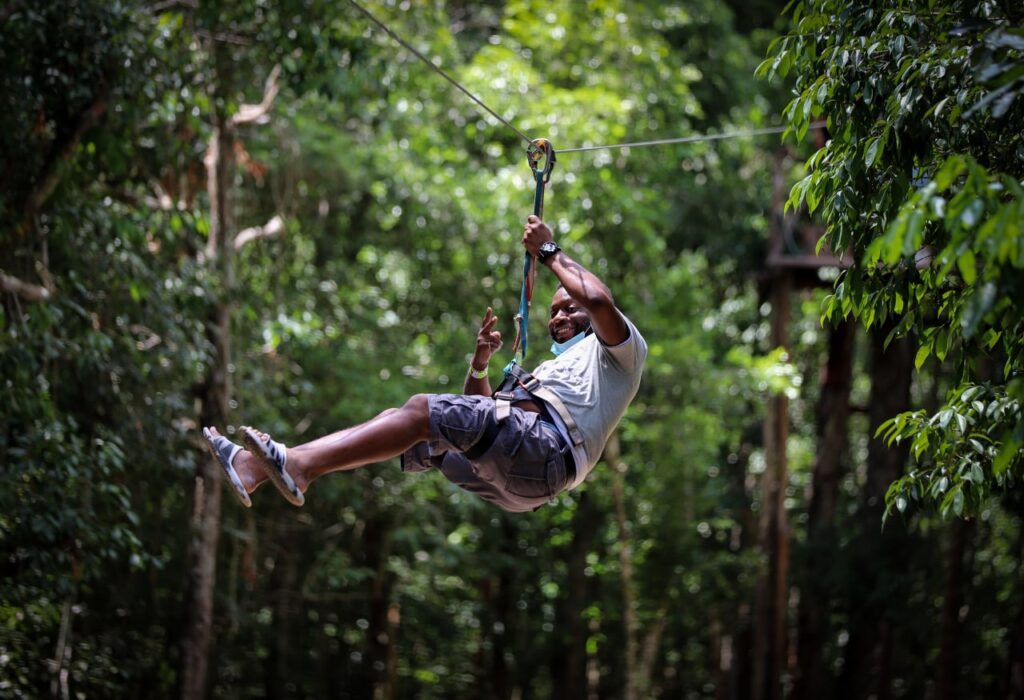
241,427,305,507
202,428,252,508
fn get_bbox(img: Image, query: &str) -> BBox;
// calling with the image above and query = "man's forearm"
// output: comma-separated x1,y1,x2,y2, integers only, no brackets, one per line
542,248,629,346
543,250,615,310
464,372,492,396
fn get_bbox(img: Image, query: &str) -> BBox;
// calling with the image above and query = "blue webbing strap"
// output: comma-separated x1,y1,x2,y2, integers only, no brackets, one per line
504,140,554,383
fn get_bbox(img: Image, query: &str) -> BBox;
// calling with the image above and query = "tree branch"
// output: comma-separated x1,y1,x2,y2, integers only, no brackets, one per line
15,75,111,236
146,181,177,211
233,215,284,250
195,28,254,46
147,0,197,14
231,64,282,126
0,269,53,302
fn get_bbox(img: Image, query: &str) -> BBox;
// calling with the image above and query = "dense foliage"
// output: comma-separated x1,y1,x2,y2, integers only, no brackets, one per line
2,1,1022,698
765,0,1024,518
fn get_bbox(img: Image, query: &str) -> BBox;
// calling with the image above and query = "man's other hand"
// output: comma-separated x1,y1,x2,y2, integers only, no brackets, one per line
474,307,502,368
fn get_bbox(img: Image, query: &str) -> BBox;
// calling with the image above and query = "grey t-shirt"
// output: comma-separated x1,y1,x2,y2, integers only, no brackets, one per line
531,313,647,488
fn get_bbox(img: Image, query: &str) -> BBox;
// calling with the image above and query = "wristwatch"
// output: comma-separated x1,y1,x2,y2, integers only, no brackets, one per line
537,240,561,263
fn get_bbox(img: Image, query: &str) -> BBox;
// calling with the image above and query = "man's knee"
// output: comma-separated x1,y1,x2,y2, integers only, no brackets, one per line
403,393,430,415
401,394,431,440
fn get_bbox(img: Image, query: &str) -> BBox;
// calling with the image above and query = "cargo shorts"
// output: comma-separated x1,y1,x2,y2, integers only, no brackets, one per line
401,394,571,513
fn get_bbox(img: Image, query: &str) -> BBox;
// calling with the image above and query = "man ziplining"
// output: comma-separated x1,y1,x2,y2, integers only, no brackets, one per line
203,215,647,512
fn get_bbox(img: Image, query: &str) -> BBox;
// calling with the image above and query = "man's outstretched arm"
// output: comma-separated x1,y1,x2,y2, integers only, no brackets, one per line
464,306,501,396
522,215,630,346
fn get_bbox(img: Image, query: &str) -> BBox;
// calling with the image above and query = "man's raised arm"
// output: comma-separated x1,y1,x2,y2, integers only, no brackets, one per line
522,215,629,346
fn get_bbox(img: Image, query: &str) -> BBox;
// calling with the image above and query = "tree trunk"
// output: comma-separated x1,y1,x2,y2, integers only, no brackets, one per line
837,326,914,700
385,602,401,700
553,490,601,699
180,48,236,698
490,569,511,700
936,518,973,700
1009,505,1024,699
363,509,394,700
793,320,855,699
606,431,639,700
636,607,669,697
725,430,758,700
753,271,792,700
266,527,299,699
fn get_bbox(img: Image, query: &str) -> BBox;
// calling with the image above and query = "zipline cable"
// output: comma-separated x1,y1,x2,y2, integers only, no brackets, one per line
559,122,827,153
347,0,535,147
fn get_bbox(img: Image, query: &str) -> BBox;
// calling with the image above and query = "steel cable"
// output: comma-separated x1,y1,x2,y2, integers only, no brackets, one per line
348,0,535,146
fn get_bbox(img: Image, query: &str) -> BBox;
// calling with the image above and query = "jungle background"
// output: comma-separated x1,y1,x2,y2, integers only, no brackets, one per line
2,0,1023,698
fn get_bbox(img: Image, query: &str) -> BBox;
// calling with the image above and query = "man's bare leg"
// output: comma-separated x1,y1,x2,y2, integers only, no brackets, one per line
209,394,430,496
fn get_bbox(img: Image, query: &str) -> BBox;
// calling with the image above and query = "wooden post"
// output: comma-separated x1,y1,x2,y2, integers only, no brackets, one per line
753,269,792,700
753,149,795,700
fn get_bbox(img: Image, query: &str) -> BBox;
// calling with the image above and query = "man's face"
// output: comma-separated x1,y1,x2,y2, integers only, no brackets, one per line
548,287,591,343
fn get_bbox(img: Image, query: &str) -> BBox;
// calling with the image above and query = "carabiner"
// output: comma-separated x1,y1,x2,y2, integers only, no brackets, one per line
527,138,557,184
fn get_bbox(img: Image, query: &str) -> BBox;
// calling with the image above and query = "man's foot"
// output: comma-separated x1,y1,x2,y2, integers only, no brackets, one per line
203,426,268,507
240,426,306,507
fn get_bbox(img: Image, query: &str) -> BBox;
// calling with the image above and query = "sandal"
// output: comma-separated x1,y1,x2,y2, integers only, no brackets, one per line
202,427,252,508
240,426,305,506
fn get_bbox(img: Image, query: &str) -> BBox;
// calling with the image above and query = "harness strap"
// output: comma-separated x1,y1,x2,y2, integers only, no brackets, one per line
493,364,584,447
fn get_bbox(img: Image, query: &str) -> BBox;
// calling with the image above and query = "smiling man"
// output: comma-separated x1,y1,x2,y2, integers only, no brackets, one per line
203,215,647,512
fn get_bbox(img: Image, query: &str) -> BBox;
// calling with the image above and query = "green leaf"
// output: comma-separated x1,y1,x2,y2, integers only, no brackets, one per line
961,281,997,339
934,156,966,191
993,431,1021,476
956,249,977,284
915,343,931,370
903,208,925,256
865,137,882,168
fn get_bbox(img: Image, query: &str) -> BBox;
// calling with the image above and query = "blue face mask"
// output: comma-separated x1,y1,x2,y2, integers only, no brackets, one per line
550,331,587,356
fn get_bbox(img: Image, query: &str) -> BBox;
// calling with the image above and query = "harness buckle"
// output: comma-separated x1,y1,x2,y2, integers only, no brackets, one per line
494,391,515,422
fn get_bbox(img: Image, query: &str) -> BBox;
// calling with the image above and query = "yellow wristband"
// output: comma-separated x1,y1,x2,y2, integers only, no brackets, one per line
469,364,488,379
